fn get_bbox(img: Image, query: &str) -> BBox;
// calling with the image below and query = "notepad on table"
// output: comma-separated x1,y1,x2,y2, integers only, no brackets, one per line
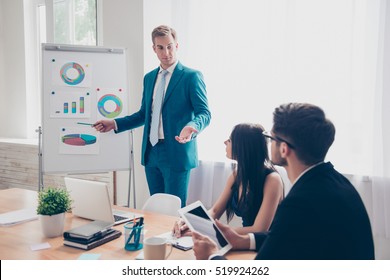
158,231,193,251
0,208,38,226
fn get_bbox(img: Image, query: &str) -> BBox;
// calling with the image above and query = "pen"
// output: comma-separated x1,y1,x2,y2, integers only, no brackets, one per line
77,122,95,126
134,228,141,248
126,228,136,246
134,218,144,248
138,217,144,227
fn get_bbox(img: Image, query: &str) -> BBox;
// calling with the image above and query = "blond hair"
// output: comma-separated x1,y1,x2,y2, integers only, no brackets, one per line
151,25,177,44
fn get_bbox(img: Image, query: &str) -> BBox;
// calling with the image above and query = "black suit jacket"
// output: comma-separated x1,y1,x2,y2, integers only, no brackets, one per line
215,162,375,260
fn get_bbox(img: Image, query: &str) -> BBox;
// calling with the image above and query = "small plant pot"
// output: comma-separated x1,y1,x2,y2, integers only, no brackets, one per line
39,212,65,238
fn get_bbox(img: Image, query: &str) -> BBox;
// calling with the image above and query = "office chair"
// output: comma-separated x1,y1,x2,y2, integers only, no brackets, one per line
141,193,182,217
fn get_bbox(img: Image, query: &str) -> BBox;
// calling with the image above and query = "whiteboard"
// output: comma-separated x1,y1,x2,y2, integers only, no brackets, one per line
41,43,130,174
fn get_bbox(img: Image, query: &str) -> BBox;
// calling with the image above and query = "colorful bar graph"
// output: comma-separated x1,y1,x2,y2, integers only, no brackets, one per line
80,97,85,113
64,102,69,114
72,102,76,113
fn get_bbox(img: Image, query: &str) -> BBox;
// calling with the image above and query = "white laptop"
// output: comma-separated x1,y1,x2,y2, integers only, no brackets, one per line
64,177,143,225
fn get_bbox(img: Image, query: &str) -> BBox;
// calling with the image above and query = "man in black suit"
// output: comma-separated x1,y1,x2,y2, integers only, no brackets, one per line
192,103,375,260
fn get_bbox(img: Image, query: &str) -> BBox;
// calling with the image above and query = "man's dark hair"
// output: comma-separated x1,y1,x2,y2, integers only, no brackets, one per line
272,103,335,165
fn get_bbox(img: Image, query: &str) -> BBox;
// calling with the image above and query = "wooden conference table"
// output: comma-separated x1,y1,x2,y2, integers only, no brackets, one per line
0,188,256,260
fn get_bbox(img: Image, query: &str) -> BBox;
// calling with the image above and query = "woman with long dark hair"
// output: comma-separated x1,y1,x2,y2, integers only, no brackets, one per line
174,123,283,236
209,123,283,234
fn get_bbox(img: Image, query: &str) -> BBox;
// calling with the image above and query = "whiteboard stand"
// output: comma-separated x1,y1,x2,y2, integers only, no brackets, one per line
36,126,44,192
127,130,136,208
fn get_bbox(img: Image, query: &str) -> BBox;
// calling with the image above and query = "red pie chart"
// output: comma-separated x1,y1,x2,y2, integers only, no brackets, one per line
62,134,97,146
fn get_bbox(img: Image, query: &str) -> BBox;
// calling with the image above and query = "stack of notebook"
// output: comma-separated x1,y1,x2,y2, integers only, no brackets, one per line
63,220,121,250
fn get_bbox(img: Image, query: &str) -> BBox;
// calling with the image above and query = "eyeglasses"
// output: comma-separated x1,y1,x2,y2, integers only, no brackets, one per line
262,131,295,149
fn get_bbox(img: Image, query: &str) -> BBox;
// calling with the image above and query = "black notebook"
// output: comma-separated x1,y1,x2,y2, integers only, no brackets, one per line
63,229,121,250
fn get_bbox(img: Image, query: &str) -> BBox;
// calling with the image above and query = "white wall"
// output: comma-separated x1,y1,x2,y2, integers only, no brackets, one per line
23,0,42,138
0,0,4,122
0,0,27,138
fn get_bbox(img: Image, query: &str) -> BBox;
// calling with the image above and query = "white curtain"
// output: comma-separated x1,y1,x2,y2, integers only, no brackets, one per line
144,0,390,238
187,161,235,209
372,0,390,239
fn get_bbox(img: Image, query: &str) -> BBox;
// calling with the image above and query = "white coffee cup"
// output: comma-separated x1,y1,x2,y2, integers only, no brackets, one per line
143,236,172,260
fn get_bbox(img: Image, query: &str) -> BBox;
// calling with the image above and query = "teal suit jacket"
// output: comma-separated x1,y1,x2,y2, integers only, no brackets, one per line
115,62,211,171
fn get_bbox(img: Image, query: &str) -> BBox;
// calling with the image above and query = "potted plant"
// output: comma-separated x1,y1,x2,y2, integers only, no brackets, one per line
37,187,72,238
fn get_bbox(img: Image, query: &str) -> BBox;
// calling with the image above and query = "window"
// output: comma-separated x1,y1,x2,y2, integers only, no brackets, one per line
27,0,97,137
53,0,97,45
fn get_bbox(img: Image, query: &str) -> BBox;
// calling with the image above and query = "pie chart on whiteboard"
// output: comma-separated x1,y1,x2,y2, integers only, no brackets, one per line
62,134,97,146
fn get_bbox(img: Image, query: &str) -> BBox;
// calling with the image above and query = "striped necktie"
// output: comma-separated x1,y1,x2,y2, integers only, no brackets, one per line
150,70,168,146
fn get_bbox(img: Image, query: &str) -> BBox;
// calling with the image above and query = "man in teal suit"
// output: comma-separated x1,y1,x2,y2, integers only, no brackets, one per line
94,25,211,206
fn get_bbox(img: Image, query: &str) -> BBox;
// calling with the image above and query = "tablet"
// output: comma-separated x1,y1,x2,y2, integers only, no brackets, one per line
178,200,232,255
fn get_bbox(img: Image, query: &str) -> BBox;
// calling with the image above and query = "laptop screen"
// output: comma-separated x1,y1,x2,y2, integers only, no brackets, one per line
64,177,143,225
65,177,116,223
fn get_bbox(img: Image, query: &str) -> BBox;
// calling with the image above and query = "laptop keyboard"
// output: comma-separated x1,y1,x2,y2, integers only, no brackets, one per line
114,215,127,222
